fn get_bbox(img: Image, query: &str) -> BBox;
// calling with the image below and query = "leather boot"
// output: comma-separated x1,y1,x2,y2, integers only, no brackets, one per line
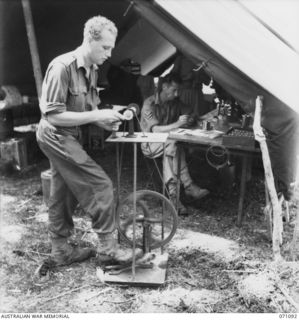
185,183,210,200
96,232,143,264
51,237,95,266
170,195,188,216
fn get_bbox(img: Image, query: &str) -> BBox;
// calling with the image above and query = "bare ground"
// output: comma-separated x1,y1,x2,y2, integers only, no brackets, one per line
0,143,298,313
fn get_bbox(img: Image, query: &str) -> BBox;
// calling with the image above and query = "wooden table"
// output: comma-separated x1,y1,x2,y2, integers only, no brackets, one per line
168,128,260,226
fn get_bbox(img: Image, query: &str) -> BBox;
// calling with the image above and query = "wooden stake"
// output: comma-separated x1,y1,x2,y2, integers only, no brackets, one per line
253,96,282,260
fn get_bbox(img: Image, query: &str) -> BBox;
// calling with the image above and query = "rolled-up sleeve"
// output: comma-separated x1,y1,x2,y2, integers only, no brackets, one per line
140,98,159,132
40,62,68,115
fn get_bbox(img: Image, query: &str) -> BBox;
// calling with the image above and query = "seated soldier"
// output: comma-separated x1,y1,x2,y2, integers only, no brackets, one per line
140,73,209,215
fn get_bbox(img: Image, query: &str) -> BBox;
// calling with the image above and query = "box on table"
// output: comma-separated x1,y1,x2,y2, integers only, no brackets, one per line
222,127,256,148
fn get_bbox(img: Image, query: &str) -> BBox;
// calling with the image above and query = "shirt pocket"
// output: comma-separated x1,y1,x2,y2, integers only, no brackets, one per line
67,85,87,112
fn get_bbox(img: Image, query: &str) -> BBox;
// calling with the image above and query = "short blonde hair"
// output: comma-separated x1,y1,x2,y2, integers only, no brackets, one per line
83,15,117,42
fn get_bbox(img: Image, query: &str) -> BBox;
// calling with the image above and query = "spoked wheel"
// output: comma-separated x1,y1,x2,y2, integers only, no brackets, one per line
116,190,178,250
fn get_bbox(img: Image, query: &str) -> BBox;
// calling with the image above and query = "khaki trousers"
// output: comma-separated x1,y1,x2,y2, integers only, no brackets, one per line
37,120,115,239
141,139,192,194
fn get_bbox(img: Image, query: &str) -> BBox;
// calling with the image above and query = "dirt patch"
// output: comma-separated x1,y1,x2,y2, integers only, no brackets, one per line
239,272,275,303
171,229,240,262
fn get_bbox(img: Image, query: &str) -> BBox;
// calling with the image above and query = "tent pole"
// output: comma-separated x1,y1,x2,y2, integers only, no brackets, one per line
21,0,43,99
253,95,283,261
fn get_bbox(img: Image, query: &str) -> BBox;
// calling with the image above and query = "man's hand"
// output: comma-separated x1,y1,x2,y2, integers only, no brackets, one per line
100,121,122,132
151,114,191,133
176,115,189,128
93,109,125,131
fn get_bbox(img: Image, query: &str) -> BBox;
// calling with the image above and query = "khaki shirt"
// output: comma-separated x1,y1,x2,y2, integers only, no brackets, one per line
39,47,100,136
140,96,160,132
140,94,191,133
140,94,191,158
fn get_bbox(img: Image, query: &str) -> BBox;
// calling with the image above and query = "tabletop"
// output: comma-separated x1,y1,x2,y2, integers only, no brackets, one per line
106,131,169,144
168,127,260,154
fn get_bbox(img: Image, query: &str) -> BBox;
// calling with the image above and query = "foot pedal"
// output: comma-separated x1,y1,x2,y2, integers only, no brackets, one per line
102,253,169,287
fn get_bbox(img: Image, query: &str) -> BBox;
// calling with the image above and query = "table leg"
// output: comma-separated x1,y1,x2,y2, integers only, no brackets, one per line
116,143,121,245
161,146,166,254
176,143,182,214
237,155,248,226
162,146,166,198
132,142,137,280
116,143,120,205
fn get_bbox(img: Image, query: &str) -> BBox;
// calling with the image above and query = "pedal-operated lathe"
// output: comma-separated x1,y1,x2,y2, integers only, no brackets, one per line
103,104,178,287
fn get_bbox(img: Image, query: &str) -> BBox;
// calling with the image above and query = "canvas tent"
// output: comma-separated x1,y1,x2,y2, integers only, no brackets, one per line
110,0,299,197
0,0,298,195
2,0,298,124
113,0,299,127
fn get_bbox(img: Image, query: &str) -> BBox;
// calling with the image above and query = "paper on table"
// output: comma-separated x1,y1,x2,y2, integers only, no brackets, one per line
171,128,224,139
